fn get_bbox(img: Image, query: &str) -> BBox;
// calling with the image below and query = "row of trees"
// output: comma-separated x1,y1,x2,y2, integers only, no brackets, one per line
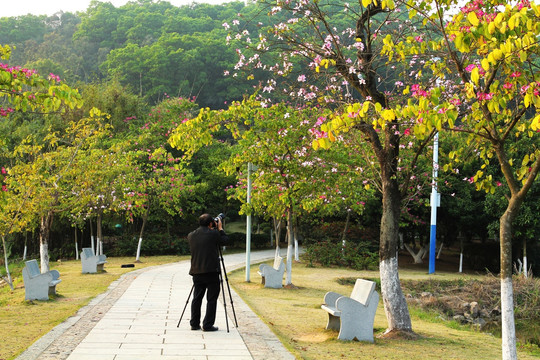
170,1,539,359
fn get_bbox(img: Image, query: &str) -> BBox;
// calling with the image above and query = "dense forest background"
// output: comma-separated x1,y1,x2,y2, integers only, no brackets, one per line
1,0,259,108
1,0,539,274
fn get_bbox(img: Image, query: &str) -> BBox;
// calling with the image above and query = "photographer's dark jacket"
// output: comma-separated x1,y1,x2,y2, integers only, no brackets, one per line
188,226,228,275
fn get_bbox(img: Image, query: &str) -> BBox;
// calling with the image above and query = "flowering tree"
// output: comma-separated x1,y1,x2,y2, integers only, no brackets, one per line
226,0,445,336
1,43,83,276
123,97,203,261
169,96,367,285
312,0,539,356
394,1,540,358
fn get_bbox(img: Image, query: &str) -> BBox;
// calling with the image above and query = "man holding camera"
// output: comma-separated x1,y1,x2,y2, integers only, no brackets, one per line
187,213,228,331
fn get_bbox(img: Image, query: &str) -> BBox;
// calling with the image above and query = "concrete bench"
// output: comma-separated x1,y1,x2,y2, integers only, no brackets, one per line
22,259,61,301
81,247,107,274
321,278,379,342
257,255,285,288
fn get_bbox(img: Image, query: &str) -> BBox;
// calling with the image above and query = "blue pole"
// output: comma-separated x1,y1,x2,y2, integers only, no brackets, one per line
429,133,440,274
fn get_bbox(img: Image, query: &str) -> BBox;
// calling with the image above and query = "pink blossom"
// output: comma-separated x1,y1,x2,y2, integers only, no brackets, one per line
1,167,5,174
510,71,522,78
503,83,513,90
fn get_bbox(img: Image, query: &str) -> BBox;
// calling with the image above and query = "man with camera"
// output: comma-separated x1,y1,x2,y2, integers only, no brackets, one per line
187,213,228,331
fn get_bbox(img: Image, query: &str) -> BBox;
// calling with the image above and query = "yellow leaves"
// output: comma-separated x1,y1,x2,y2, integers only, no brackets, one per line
471,67,480,85
532,114,540,131
362,0,372,7
468,12,480,27
381,109,395,121
316,59,336,73
481,59,490,71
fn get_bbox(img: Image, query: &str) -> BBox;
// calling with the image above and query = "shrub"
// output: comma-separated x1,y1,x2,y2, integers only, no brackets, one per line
110,234,189,256
305,239,378,270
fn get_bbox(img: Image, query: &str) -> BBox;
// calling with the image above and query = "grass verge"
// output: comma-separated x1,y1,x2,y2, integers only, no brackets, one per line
0,255,186,360
228,260,540,360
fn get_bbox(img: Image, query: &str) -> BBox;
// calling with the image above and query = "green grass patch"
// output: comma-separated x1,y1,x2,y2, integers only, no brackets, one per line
228,261,540,360
0,255,186,360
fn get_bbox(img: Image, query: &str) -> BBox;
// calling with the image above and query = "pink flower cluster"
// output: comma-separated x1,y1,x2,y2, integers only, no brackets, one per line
0,63,36,78
0,107,14,117
411,84,430,97
477,92,494,101
465,64,486,76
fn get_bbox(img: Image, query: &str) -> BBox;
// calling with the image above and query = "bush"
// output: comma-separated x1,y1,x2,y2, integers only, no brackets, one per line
226,232,270,249
305,239,378,271
110,234,189,256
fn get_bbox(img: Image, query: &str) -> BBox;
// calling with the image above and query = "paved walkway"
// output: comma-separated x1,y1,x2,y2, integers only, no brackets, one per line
16,250,296,360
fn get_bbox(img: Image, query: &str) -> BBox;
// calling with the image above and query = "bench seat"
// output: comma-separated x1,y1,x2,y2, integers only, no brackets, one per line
321,279,379,342
22,259,61,301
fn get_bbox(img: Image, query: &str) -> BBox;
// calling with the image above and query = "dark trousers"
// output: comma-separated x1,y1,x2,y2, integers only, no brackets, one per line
190,272,220,329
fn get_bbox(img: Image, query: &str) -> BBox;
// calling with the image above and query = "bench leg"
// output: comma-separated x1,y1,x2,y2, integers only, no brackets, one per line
326,314,340,331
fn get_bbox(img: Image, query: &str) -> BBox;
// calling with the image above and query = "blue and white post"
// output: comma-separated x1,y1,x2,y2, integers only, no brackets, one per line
429,132,441,274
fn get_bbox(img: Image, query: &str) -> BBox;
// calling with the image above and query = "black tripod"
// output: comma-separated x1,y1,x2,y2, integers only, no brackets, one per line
177,246,238,332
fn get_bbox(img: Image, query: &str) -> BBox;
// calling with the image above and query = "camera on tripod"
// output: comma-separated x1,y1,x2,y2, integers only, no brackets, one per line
212,213,225,228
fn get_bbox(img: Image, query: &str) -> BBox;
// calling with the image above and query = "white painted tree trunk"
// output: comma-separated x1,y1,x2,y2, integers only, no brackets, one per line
294,239,299,261
501,277,517,360
285,244,293,285
75,228,79,260
2,236,14,290
380,257,411,332
40,242,49,273
135,237,143,262
459,252,463,273
403,243,426,264
23,245,27,261
91,235,95,254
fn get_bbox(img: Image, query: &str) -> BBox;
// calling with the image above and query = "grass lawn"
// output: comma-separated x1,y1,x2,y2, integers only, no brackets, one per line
2,254,539,360
0,255,187,360
228,260,540,360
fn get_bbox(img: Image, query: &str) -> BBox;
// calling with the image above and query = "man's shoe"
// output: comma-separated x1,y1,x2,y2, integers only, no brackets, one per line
191,325,201,331
203,326,219,332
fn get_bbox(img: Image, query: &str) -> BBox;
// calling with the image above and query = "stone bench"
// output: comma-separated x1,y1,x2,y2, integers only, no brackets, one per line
81,247,107,274
257,255,285,288
321,278,379,342
22,259,61,301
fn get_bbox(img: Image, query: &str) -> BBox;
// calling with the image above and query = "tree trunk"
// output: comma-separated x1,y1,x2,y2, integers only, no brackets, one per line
379,150,413,335
96,212,103,255
500,198,521,360
75,228,79,260
39,211,53,273
293,217,299,261
135,209,149,263
285,208,294,286
522,239,528,279
2,236,14,291
403,243,427,264
341,209,351,251
89,217,95,254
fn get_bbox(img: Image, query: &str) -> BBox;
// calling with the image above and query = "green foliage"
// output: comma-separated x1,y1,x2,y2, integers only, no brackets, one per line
110,234,189,257
305,239,378,271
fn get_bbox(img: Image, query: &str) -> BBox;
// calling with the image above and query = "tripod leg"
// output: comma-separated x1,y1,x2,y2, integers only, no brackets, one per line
177,284,194,328
219,247,238,327
222,270,239,327
219,271,230,332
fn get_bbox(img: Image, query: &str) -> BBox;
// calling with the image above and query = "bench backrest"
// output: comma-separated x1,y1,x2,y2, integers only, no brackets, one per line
273,255,283,270
25,259,41,277
82,248,95,258
350,279,376,307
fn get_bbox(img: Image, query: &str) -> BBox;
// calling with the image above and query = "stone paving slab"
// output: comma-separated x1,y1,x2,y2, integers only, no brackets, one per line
15,250,296,360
